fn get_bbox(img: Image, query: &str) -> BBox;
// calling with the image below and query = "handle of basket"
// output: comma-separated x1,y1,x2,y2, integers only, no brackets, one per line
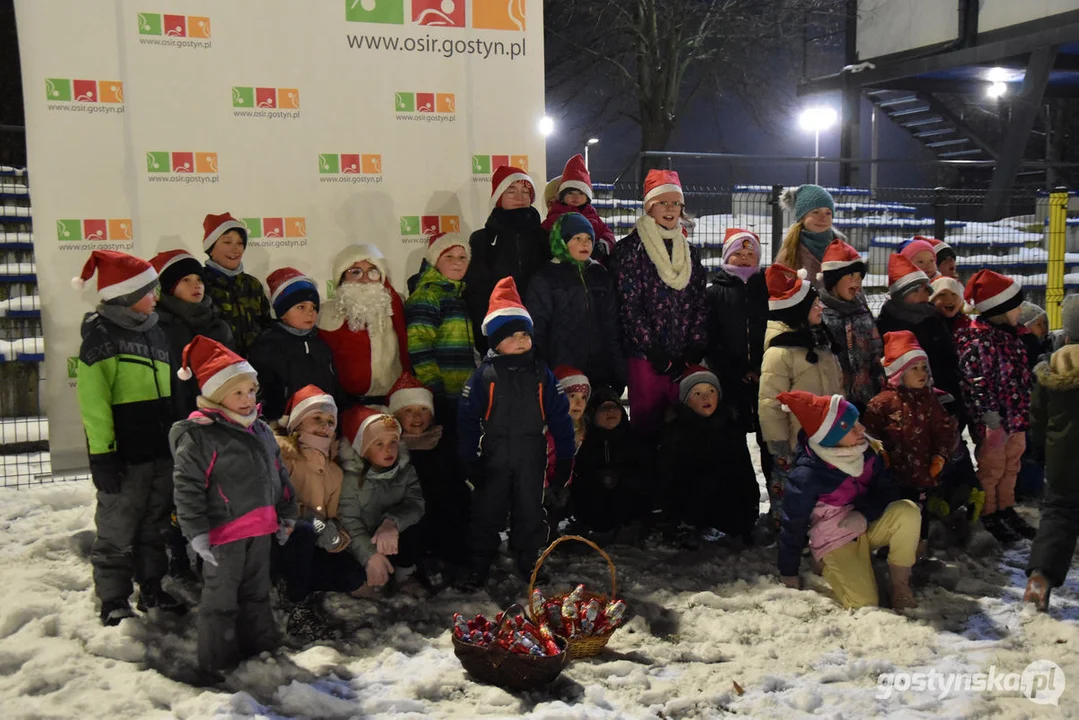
488,603,527,668
527,534,618,621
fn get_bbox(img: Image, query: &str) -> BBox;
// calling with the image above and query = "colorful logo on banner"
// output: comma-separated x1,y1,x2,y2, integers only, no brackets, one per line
240,216,308,247
232,86,301,119
145,151,219,184
345,0,525,30
400,214,460,242
472,154,529,182
45,79,124,104
318,153,383,183
395,91,455,113
56,218,134,251
138,12,212,47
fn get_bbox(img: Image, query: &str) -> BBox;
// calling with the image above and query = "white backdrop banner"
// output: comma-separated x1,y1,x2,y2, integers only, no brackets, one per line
15,0,546,472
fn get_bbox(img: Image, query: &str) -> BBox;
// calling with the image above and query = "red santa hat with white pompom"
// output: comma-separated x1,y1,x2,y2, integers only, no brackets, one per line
72,250,159,302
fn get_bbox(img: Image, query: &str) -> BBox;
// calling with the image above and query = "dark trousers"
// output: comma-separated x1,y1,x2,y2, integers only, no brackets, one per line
198,535,278,672
468,437,547,571
276,523,366,602
92,458,174,602
1027,485,1079,587
572,477,650,533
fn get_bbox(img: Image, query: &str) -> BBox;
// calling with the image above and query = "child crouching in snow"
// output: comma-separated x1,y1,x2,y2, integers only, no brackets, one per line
170,336,299,680
777,390,920,610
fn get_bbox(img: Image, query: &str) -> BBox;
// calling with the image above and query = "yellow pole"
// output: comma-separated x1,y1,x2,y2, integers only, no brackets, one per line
1046,190,1068,330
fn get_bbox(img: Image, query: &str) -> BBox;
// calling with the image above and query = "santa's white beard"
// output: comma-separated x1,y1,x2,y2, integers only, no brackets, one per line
334,282,392,334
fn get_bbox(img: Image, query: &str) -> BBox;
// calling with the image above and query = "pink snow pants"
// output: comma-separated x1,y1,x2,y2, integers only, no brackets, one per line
975,431,1025,515
627,357,679,436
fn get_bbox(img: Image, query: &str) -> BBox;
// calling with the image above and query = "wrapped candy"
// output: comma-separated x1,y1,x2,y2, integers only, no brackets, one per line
581,599,601,635
560,596,580,638
604,599,626,627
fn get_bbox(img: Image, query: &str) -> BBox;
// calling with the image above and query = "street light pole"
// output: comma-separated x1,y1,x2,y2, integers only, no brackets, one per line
799,106,837,187
584,137,599,170
814,129,821,185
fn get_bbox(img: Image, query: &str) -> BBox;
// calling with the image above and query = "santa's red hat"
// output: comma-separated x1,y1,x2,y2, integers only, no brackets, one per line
150,249,202,295
341,404,400,457
722,228,761,264
887,253,929,298
331,243,389,286
177,335,257,403
558,154,592,201
881,330,928,383
490,165,535,209
678,365,720,404
266,266,320,318
766,263,812,311
964,269,1023,317
482,276,533,346
72,250,158,303
281,384,336,433
643,169,683,212
818,238,865,286
554,365,590,398
425,232,470,267
202,211,247,252
777,390,859,447
387,373,434,415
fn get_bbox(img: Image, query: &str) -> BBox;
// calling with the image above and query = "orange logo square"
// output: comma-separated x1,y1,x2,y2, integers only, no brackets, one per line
188,16,211,38
285,217,306,237
361,154,382,174
473,0,525,30
196,152,218,173
279,88,300,109
99,81,123,103
108,219,132,240
435,93,455,113
510,155,529,172
441,215,460,233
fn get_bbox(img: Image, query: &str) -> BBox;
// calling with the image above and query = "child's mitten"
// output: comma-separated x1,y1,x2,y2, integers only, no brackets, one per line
929,455,946,478
191,534,218,567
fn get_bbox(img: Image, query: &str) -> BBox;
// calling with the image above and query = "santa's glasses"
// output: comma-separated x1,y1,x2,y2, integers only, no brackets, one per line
345,267,382,282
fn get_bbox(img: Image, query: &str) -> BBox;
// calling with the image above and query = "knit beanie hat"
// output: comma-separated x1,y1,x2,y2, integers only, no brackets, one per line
1063,294,1079,343
1017,300,1047,329
425,232,469,267
899,238,936,264
331,243,389,286
643,169,684,213
177,335,258,403
777,390,859,448
203,212,247,252
558,155,593,202
964,269,1023,317
72,250,159,306
281,384,337,433
766,263,817,325
722,229,761,264
387,372,434,415
678,365,720,404
929,275,965,303
818,238,866,290
150,249,203,295
266,267,319,319
887,253,930,299
342,405,401,459
780,184,835,222
881,330,929,384
543,176,562,207
554,365,590,399
483,276,533,349
551,212,595,265
490,165,534,209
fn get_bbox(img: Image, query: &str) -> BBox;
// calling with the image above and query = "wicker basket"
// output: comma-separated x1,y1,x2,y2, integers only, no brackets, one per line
527,534,619,660
452,603,568,691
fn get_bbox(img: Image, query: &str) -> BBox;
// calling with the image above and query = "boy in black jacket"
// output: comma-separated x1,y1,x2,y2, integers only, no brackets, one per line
457,278,575,590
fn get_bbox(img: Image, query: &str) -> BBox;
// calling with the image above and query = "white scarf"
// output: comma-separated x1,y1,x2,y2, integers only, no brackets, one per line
196,396,258,428
635,216,691,291
809,440,868,477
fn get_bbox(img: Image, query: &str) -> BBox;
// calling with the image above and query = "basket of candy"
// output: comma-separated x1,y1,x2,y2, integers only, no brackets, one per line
528,534,627,659
451,603,568,690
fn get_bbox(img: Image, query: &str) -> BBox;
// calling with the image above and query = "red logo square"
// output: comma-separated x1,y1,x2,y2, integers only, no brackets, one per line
163,14,187,37
73,80,98,102
263,218,284,238
416,93,435,113
255,88,277,108
421,215,440,235
171,152,194,173
340,154,361,173
491,155,510,171
412,0,465,27
82,219,107,241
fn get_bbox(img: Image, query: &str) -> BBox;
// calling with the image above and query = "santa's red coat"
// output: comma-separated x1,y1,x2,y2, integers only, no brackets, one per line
320,283,412,397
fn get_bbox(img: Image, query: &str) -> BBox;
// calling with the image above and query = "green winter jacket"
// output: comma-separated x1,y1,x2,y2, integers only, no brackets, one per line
337,442,425,565
202,265,272,357
405,265,476,399
76,309,174,471
1031,344,1079,491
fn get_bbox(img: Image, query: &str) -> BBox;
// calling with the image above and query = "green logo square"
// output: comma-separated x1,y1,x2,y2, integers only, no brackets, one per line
319,153,340,174
345,0,404,24
400,216,419,235
45,78,72,101
472,155,491,174
56,219,81,241
138,12,163,35
232,87,254,107
394,92,414,112
146,152,170,173
67,356,79,379
241,218,262,239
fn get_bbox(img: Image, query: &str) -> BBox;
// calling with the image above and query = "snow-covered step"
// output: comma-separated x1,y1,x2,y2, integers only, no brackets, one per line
833,202,917,216
0,206,31,218
592,197,643,210
0,231,33,248
0,337,45,362
0,295,41,318
0,184,29,198
0,262,36,282
0,166,26,177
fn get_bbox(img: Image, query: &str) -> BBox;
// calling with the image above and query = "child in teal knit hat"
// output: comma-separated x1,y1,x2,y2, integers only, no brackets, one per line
776,184,840,283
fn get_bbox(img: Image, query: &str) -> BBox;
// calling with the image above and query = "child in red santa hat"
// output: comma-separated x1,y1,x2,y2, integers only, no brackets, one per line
898,236,938,279
200,212,273,356
541,154,617,260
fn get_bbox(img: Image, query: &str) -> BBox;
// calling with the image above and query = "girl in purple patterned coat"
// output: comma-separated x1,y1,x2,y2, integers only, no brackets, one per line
610,170,708,436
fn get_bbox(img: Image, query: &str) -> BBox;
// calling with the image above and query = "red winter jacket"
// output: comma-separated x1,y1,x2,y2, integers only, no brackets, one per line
863,386,958,489
319,282,411,398
542,201,617,255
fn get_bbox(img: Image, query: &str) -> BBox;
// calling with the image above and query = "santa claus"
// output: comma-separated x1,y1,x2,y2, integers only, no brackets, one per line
319,244,411,406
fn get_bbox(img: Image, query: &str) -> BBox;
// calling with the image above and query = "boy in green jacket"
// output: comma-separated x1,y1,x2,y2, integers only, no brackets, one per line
74,250,185,625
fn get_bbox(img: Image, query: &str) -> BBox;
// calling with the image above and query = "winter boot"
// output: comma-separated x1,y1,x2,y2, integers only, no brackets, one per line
981,512,1021,544
888,564,918,610
136,581,187,615
999,506,1037,540
457,569,489,593
286,599,340,642
349,583,385,600
100,599,135,626
516,553,548,586
1023,571,1052,612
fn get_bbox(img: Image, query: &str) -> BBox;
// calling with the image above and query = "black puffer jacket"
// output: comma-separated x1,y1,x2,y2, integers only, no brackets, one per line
156,294,235,418
705,268,768,429
524,259,626,392
247,322,339,422
463,207,551,353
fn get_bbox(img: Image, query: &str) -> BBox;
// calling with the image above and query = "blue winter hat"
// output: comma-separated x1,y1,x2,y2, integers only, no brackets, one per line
267,267,320,319
782,184,836,222
559,212,595,243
